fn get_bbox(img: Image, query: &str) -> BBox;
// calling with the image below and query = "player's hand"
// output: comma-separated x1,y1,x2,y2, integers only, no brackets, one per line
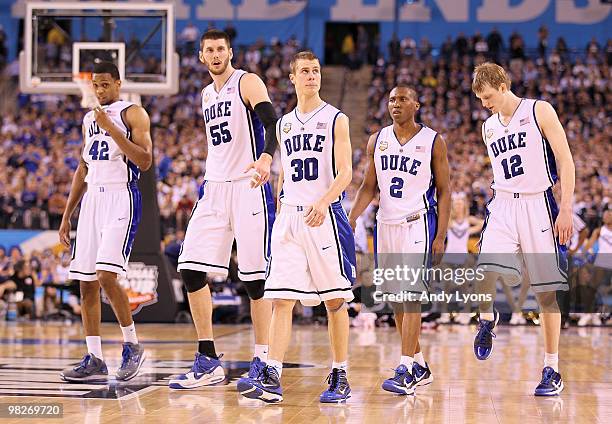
59,219,71,248
554,208,573,245
93,107,117,134
304,200,329,227
245,153,272,188
431,236,445,266
349,218,357,232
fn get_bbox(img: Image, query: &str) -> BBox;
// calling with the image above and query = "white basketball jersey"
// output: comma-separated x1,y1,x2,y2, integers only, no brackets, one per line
597,226,612,255
277,102,343,206
201,69,264,182
82,100,140,185
374,124,437,222
483,98,557,194
446,219,470,254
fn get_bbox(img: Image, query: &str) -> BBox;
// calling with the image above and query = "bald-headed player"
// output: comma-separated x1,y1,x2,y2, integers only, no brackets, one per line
169,29,279,389
349,85,450,395
60,61,152,382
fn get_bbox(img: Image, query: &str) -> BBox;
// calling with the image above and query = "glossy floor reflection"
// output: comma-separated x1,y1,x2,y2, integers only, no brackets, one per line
0,322,609,423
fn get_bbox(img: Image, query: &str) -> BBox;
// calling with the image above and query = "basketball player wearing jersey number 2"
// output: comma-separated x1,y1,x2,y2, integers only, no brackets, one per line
170,30,280,389
59,62,152,383
349,86,451,395
237,51,356,404
472,63,574,396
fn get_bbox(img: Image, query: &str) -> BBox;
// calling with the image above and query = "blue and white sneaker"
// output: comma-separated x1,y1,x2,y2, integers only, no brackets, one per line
382,365,416,395
474,310,499,360
412,362,433,387
60,353,108,382
237,365,283,403
534,367,564,396
116,343,146,381
248,357,265,378
168,353,225,389
320,368,351,403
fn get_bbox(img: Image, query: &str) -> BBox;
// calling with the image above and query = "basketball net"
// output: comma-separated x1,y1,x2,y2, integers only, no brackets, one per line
73,72,101,110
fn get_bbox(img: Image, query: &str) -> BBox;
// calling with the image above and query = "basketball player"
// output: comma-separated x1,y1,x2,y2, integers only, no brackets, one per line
169,29,280,389
59,61,152,382
349,85,451,395
472,63,574,396
237,51,356,403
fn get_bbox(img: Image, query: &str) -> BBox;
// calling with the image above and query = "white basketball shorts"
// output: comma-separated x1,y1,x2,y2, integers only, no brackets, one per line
264,202,356,306
69,182,141,281
478,189,569,292
177,179,275,281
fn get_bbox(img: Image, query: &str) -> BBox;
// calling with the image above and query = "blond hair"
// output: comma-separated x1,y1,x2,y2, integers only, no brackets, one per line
472,62,511,93
290,50,319,74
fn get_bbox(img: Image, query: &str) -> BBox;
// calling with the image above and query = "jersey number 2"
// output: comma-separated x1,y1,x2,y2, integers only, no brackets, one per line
501,154,524,179
89,140,109,160
390,177,404,198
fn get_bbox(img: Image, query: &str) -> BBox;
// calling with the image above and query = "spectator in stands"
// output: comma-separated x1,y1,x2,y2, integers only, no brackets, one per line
538,25,549,58
180,22,199,57
2,260,39,319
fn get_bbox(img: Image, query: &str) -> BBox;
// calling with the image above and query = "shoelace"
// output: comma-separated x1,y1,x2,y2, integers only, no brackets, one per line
391,367,407,382
74,354,92,372
476,321,497,345
260,366,277,384
541,368,555,384
325,371,342,392
193,353,223,373
248,358,264,378
120,345,134,368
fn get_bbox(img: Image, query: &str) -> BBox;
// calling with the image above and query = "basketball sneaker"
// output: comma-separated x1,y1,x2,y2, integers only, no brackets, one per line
116,342,146,381
168,352,225,389
237,365,283,403
474,310,499,360
381,365,416,395
320,368,351,403
412,362,433,387
60,353,108,382
248,357,266,378
534,367,564,396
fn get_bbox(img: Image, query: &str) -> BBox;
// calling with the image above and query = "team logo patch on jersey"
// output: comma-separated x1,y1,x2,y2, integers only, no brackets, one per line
283,122,292,133
520,116,530,126
486,128,494,140
379,140,388,151
316,122,327,129
203,92,210,103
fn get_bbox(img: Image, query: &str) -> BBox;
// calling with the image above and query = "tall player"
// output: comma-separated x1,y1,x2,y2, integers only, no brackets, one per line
237,51,356,404
472,63,574,396
349,86,450,395
59,61,152,382
168,29,279,389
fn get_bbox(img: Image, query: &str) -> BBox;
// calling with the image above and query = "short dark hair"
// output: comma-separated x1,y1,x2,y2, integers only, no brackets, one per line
200,29,231,48
92,61,120,80
13,260,25,274
290,50,319,74
391,85,418,101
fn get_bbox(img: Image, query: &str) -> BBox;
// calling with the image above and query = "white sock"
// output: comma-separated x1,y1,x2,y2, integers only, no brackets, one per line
544,352,559,372
120,323,138,344
400,355,414,368
332,361,348,373
254,344,269,361
267,359,283,378
480,312,494,321
85,336,103,360
414,352,426,367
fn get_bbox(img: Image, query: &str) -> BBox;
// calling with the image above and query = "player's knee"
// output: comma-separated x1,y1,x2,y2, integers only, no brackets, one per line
536,291,559,310
325,299,347,313
244,280,266,300
180,269,208,293
95,270,117,287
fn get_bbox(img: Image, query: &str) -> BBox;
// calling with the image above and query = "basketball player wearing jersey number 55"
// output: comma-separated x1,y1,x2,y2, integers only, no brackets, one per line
472,63,575,396
59,62,152,383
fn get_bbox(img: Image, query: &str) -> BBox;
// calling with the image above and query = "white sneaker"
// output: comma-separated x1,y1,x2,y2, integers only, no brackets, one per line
577,314,590,327
509,312,520,325
169,353,225,389
591,314,602,326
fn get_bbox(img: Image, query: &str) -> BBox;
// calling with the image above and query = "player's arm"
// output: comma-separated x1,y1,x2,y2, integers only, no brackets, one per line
431,134,451,263
535,100,575,245
94,105,152,171
570,226,589,255
468,216,485,234
584,227,600,253
348,132,379,231
59,127,89,248
240,73,279,187
304,114,352,227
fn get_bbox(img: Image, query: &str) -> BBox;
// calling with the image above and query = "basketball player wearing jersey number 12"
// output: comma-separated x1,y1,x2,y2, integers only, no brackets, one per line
472,63,575,396
349,86,451,395
169,29,280,389
237,51,356,404
59,62,152,383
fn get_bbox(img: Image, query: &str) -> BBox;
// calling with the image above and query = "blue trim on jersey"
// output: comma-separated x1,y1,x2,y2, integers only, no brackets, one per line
262,182,276,261
250,109,265,158
127,160,140,182
533,100,557,187
330,202,357,285
423,209,438,271
544,188,569,280
477,190,496,255
373,221,378,269
122,182,142,260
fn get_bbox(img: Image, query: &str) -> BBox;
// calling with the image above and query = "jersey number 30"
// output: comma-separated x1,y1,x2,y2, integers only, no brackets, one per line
89,140,109,160
291,158,318,182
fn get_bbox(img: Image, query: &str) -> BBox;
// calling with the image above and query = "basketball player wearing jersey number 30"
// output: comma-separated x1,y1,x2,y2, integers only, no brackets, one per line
238,51,356,404
169,30,279,389
59,62,152,382
472,63,575,396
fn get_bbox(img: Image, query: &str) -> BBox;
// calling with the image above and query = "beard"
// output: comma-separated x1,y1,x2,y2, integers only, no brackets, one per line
207,56,230,75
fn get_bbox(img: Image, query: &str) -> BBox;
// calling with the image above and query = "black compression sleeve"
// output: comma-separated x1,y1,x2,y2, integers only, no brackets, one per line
253,101,279,157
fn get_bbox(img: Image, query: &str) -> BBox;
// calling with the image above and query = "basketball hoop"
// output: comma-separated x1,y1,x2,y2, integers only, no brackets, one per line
73,72,101,110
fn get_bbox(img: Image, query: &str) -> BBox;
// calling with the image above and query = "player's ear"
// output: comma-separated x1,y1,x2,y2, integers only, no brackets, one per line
229,47,234,61
415,102,420,110
198,49,205,64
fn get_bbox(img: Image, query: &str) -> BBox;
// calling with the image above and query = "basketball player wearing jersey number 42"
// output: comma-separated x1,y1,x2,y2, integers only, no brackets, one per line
59,62,152,383
472,63,575,397
170,30,280,390
237,51,356,404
